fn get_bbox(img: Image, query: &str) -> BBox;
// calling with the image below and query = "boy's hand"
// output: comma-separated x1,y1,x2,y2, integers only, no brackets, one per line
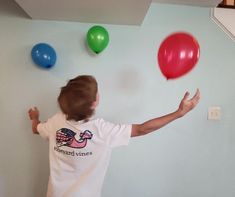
177,89,200,117
28,107,40,134
28,107,39,120
131,89,200,137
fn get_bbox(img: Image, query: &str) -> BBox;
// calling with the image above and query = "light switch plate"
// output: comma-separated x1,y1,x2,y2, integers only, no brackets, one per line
208,106,221,120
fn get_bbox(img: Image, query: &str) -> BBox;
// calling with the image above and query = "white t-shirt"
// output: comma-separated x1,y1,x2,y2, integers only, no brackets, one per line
37,112,132,197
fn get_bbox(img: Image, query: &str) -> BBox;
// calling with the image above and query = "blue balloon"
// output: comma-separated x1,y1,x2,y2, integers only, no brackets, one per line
31,43,57,69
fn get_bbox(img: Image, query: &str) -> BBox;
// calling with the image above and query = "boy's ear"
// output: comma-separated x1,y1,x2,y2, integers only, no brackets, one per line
91,101,97,109
91,93,99,109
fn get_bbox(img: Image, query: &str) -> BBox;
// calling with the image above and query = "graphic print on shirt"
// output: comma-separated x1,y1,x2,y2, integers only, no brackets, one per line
56,128,93,149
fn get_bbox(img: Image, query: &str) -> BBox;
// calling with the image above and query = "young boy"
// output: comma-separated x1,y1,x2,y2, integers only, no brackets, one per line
28,75,200,197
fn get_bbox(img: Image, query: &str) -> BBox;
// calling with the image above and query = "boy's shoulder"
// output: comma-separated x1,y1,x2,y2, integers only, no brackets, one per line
84,117,105,125
51,113,113,127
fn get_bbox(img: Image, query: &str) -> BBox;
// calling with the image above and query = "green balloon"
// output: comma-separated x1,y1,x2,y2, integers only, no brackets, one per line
87,26,109,54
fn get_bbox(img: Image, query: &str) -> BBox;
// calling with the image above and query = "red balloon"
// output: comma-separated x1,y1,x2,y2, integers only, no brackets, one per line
158,32,200,80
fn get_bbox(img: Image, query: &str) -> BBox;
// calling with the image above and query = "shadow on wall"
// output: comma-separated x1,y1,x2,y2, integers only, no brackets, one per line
0,0,30,19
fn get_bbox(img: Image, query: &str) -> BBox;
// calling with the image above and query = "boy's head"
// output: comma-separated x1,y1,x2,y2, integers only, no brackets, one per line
58,75,98,121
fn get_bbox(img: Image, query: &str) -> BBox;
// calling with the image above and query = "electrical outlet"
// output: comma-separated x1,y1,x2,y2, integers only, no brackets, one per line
208,106,221,120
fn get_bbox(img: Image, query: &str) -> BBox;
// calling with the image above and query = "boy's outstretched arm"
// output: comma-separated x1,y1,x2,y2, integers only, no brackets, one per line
28,107,40,134
131,89,200,137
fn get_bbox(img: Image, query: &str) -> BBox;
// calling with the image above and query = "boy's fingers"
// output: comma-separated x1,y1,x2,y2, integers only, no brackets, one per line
28,107,38,115
190,89,200,101
28,107,38,111
193,98,199,105
183,91,190,100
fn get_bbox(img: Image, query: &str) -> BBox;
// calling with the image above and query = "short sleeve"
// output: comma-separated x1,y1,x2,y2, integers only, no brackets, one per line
37,121,52,140
37,113,62,140
96,119,132,148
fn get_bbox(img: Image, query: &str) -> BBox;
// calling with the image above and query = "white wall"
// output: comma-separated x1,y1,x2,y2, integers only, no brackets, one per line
0,1,235,197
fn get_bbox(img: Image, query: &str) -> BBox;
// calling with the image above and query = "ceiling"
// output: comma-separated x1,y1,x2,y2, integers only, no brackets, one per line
14,0,222,25
153,0,222,7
